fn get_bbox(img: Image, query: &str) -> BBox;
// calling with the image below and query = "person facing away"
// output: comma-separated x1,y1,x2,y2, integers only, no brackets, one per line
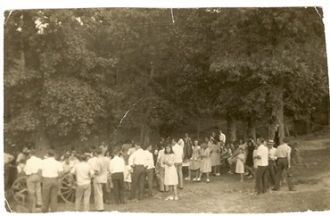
163,144,179,201
254,138,269,194
24,149,42,212
172,138,184,189
109,146,126,204
40,150,63,212
72,153,94,211
273,140,294,191
93,148,111,211
129,142,148,201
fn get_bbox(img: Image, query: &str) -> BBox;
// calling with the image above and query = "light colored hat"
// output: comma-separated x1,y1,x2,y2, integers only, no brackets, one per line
267,140,274,144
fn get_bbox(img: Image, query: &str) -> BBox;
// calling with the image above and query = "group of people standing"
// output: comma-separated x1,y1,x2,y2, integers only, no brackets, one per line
4,129,300,212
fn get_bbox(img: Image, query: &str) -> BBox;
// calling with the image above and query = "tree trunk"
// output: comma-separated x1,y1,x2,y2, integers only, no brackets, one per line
35,129,50,157
247,115,256,141
284,123,291,137
328,98,330,133
197,118,201,140
305,112,314,134
227,115,237,142
140,124,150,146
269,88,285,144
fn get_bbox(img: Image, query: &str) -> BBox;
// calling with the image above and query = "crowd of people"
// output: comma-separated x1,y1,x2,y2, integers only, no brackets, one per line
4,129,301,212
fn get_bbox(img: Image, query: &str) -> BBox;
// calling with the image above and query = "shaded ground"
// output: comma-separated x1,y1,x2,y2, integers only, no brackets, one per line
9,134,330,213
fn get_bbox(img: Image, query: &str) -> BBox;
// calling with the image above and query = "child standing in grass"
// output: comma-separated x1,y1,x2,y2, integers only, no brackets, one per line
198,141,211,183
190,139,201,181
163,144,179,201
236,147,246,182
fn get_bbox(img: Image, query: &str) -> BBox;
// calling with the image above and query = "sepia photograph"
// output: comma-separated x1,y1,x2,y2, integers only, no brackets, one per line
3,5,330,213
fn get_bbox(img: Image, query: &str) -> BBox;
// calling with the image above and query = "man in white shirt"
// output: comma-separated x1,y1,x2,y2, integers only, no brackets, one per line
129,143,147,200
93,149,111,211
254,139,269,194
145,144,155,197
273,141,294,191
110,146,126,204
172,138,184,189
219,130,226,144
72,154,94,211
267,140,277,188
40,150,63,212
24,149,42,212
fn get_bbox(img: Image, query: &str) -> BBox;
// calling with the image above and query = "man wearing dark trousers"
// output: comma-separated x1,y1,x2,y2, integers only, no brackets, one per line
273,141,294,191
40,150,63,212
129,143,147,200
254,139,269,194
145,144,155,197
24,149,42,213
110,147,126,204
267,140,277,188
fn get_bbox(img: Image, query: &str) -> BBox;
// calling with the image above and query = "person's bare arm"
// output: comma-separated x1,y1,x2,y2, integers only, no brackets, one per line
287,147,291,168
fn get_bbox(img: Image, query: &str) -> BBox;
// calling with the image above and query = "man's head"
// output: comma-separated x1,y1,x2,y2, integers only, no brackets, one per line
78,153,88,162
134,142,141,149
282,137,290,145
23,147,29,153
146,144,152,152
47,149,56,158
171,138,177,146
193,139,199,146
267,140,274,148
113,146,122,156
96,148,103,156
256,137,264,146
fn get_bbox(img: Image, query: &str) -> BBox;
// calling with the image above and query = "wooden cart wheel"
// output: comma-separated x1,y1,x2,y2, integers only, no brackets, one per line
10,176,28,205
59,173,76,203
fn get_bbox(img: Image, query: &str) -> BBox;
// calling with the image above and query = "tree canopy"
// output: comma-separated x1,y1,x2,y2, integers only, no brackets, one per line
4,8,328,150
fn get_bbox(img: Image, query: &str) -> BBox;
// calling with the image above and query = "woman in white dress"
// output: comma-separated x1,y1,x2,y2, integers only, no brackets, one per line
163,144,179,201
235,147,246,182
198,141,212,182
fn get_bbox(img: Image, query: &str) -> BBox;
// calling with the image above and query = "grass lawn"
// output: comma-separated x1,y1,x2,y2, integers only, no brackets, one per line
9,135,330,213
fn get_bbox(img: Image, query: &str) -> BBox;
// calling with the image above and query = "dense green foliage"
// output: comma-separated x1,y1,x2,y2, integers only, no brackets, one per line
4,8,328,149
